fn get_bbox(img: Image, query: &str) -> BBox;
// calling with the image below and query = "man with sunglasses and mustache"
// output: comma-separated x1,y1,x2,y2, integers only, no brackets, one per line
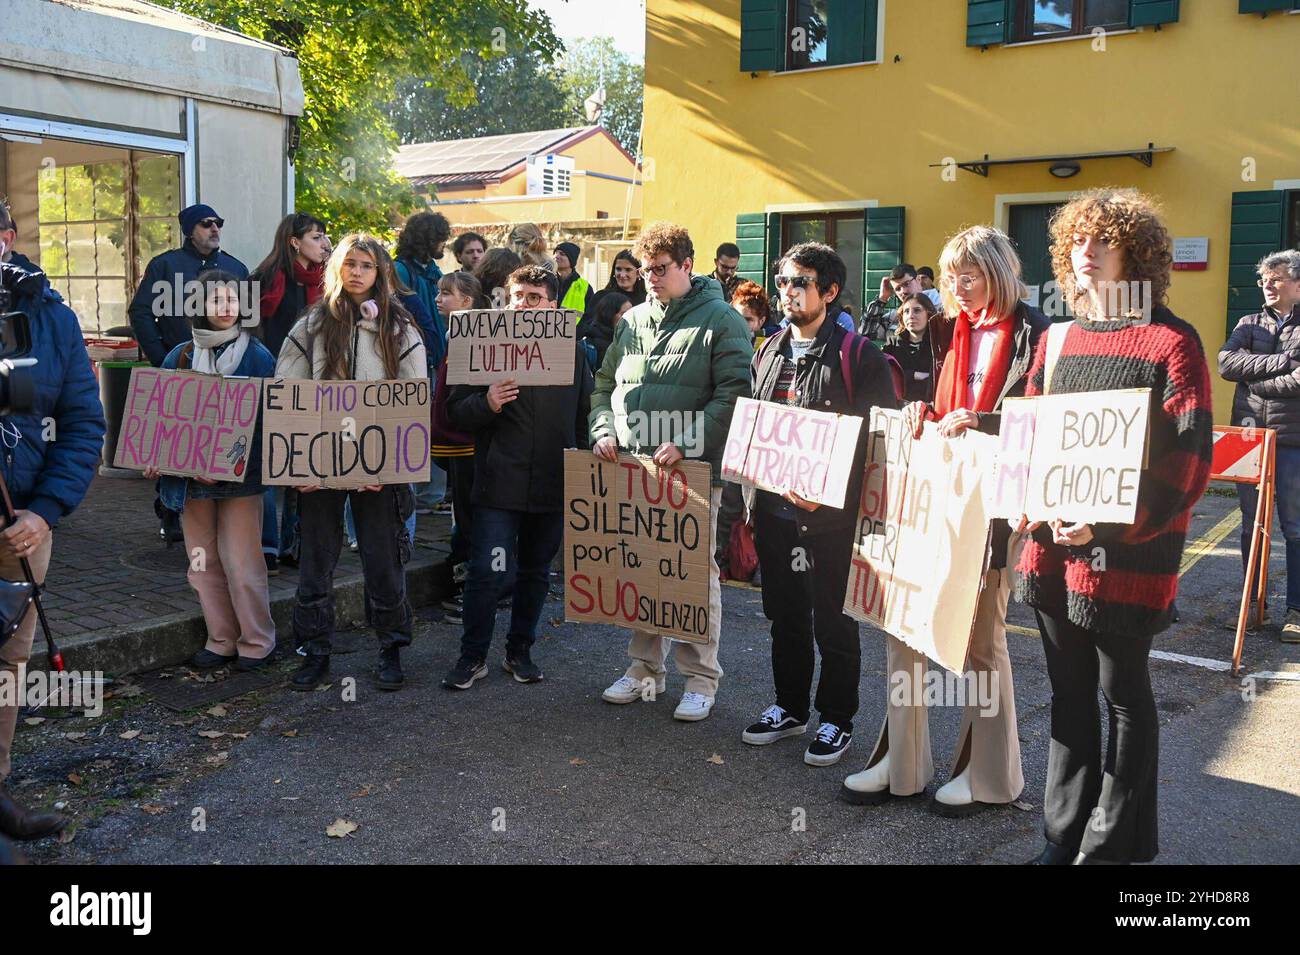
128,203,249,367
743,243,898,767
590,222,752,722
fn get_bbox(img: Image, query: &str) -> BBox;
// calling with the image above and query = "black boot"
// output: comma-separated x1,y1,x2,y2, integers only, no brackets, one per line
1025,841,1077,865
0,783,68,841
376,646,404,690
290,653,329,691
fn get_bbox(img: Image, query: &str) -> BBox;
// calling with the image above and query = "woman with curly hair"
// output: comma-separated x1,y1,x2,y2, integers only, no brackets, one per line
1016,189,1213,865
842,226,1047,815
276,233,427,692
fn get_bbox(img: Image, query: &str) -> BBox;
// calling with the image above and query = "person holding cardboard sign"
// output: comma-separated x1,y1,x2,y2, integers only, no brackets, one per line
842,226,1047,814
442,266,592,690
149,270,277,672
275,233,427,692
742,243,899,766
1013,190,1213,865
590,223,753,721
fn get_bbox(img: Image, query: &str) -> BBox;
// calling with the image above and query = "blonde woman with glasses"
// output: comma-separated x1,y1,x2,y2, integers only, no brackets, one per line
841,226,1049,815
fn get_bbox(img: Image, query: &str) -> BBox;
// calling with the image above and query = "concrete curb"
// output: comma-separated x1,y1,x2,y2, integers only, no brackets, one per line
28,550,448,677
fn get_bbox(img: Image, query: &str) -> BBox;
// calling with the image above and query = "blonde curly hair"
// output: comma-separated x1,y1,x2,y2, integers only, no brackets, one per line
1049,188,1172,317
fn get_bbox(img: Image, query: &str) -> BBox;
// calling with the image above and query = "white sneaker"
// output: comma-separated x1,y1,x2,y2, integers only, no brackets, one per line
601,675,665,704
840,753,892,805
673,691,714,722
934,766,972,806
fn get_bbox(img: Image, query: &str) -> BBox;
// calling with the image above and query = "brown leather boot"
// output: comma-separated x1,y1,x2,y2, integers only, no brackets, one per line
0,783,68,840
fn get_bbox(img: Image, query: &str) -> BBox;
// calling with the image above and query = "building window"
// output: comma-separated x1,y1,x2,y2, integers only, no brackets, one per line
786,1,830,70
37,151,179,335
781,211,864,317
1015,0,1129,41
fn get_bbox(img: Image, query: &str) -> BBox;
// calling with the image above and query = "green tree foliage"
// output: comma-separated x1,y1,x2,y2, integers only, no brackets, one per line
557,37,644,155
153,1,562,235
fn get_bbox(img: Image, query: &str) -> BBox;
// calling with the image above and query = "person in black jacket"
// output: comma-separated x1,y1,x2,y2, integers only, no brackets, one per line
741,242,899,768
443,265,593,689
1219,249,1300,642
582,290,631,372
128,204,248,366
882,292,938,403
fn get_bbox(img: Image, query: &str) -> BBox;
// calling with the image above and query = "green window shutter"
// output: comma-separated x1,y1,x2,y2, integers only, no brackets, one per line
967,0,1011,47
764,211,783,295
1129,0,1180,27
735,212,769,288
1239,1,1294,13
1226,190,1287,336
863,206,906,312
741,0,785,72
826,0,880,65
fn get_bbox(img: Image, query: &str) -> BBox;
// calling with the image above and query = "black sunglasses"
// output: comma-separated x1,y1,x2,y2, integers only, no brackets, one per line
775,275,817,291
198,217,224,229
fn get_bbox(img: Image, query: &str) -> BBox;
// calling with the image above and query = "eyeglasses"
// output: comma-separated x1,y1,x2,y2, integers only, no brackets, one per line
774,274,817,291
1258,277,1293,288
512,291,548,307
639,262,677,279
197,218,223,229
943,274,983,290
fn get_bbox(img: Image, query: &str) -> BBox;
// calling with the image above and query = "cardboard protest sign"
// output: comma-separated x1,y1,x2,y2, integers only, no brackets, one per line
564,451,713,644
261,378,432,488
721,396,862,509
114,367,261,482
843,408,995,674
986,388,1150,525
446,308,578,386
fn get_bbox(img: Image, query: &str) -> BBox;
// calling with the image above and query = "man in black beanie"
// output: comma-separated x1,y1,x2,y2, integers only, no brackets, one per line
128,203,248,367
553,240,593,314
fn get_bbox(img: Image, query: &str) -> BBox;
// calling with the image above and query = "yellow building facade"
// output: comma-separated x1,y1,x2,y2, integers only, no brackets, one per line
642,1,1300,416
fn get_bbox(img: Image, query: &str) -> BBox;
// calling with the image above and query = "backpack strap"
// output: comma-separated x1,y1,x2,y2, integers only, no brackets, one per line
839,329,868,407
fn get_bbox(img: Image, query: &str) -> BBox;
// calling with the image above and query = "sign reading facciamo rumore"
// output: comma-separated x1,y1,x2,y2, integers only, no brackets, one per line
445,308,578,386
843,408,995,675
261,378,432,488
564,451,713,644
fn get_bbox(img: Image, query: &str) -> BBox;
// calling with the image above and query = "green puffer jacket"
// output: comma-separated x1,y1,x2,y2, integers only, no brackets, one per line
589,274,753,484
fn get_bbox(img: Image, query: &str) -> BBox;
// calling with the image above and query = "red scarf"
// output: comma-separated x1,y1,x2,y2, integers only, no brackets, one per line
932,311,1014,417
293,260,325,306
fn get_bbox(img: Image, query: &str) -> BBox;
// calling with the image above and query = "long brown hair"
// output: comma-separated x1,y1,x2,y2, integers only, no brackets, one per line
251,212,325,283
306,233,413,380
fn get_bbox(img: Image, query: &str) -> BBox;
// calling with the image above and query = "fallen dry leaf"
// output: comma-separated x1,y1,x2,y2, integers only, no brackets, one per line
140,804,167,816
206,705,228,718
1012,800,1036,812
197,730,226,739
138,733,160,743
63,731,87,741
204,751,229,766
57,827,75,844
67,773,83,785
118,730,141,740
273,778,282,785
352,785,372,798
231,732,250,740
282,729,299,738
569,757,588,766
325,818,358,838
23,717,44,726
706,753,725,765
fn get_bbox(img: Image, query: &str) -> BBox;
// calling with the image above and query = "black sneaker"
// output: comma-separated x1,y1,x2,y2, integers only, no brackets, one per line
442,656,486,690
441,596,463,624
804,722,852,766
191,648,236,670
503,646,543,683
741,704,808,745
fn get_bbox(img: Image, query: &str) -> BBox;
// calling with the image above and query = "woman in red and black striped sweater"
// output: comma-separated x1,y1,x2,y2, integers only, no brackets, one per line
1016,190,1213,865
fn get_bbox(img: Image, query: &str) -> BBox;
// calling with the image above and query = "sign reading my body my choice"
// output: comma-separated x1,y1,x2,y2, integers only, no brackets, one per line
445,308,578,385
262,378,432,488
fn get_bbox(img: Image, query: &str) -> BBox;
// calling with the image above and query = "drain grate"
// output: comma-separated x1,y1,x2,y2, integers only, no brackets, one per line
140,668,279,712
121,545,191,576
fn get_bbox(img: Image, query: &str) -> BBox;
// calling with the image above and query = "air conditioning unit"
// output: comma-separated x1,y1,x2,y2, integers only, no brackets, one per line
526,153,574,196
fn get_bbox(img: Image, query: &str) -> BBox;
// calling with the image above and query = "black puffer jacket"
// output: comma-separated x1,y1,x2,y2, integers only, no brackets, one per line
1219,307,1300,446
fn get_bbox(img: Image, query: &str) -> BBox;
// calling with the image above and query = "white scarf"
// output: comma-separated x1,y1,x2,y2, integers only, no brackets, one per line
191,326,249,376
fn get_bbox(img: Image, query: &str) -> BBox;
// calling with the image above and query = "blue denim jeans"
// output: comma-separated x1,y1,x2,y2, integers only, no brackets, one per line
1238,443,1300,611
460,507,563,661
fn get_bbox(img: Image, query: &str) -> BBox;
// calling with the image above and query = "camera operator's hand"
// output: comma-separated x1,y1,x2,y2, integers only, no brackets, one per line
1,510,50,560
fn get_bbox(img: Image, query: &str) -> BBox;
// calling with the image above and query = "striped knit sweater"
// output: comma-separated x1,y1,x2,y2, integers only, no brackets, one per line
1014,307,1214,637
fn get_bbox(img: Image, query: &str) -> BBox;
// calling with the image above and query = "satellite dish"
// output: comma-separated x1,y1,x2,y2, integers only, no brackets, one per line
584,85,607,123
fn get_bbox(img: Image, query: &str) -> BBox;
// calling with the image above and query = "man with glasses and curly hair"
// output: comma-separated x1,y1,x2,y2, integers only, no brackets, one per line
1220,248,1300,643
589,222,752,721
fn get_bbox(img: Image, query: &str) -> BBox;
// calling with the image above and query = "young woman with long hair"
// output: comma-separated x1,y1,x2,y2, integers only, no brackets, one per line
275,233,427,692
507,222,552,270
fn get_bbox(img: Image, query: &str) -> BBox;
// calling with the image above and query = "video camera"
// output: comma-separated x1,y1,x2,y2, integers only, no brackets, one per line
0,267,36,415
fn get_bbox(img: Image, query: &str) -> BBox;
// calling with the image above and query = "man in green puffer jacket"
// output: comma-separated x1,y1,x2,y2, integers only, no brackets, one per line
589,222,753,722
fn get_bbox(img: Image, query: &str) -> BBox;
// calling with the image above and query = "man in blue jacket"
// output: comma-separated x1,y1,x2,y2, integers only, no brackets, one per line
0,219,106,842
128,203,248,367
